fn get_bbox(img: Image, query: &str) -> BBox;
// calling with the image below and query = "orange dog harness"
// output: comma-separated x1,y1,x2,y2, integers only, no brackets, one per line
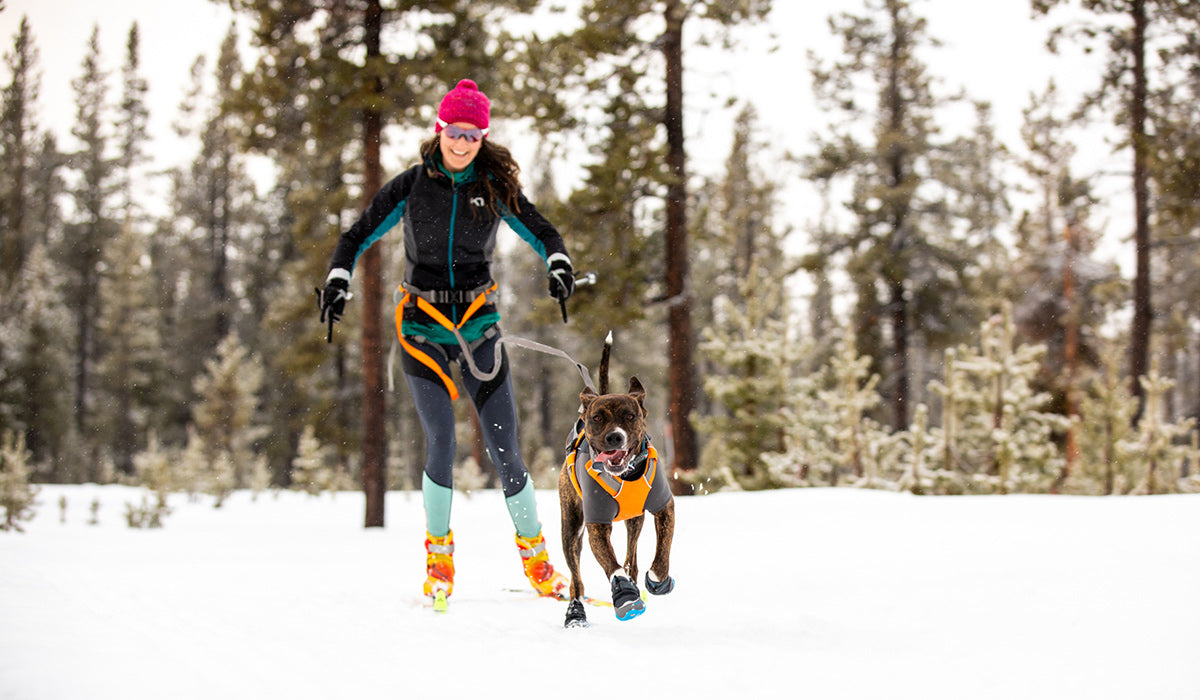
566,428,659,522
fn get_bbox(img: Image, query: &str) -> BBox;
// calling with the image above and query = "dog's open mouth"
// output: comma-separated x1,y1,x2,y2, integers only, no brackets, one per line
594,449,630,474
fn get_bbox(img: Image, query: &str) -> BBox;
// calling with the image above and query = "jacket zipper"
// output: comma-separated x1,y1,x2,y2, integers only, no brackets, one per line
447,177,459,324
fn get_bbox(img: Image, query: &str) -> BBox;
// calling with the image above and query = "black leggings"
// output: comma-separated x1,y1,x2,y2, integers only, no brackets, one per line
401,331,529,498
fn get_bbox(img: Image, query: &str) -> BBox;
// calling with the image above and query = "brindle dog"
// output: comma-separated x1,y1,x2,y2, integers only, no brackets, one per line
558,334,675,628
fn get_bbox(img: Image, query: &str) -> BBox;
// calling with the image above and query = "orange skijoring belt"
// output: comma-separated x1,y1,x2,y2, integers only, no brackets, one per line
394,282,498,401
392,282,597,401
565,428,659,522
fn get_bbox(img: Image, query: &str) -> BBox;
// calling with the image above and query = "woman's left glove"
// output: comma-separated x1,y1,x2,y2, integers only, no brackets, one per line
547,254,575,302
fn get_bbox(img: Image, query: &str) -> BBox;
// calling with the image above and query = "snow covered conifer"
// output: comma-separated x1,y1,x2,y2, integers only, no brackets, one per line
696,262,803,491
928,304,1067,493
191,332,268,495
760,326,891,489
291,424,333,496
0,430,39,532
1125,360,1195,495
1076,342,1139,493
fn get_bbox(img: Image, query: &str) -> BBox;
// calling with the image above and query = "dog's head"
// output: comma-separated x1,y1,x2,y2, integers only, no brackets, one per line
579,377,647,477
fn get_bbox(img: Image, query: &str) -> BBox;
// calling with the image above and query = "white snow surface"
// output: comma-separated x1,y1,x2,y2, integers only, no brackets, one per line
2,485,1197,700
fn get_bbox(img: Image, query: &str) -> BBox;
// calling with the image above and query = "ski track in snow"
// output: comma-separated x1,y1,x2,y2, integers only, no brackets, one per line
1,485,1197,699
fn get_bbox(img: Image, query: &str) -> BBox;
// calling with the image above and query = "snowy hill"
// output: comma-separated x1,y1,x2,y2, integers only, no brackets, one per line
2,485,1197,700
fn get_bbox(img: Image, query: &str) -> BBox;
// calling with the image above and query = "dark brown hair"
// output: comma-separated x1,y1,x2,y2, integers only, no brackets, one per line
420,135,523,217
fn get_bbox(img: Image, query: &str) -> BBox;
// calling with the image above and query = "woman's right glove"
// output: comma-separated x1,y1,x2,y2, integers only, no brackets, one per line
316,271,351,342
547,254,575,302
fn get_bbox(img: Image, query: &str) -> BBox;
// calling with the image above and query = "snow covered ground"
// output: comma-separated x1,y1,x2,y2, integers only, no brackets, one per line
2,485,1197,700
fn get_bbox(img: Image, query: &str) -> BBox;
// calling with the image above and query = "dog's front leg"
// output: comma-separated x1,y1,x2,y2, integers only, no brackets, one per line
584,523,621,578
623,514,645,583
587,522,647,621
646,501,675,594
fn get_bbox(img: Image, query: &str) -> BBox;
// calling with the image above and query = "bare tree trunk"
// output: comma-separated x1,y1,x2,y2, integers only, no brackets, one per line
1056,217,1080,493
662,1,698,490
885,0,910,432
360,0,387,528
1129,0,1152,422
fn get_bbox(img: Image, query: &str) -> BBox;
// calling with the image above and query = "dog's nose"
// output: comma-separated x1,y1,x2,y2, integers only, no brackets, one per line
603,432,624,449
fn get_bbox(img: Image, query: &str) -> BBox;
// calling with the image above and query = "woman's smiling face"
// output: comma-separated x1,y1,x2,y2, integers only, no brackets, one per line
438,121,483,173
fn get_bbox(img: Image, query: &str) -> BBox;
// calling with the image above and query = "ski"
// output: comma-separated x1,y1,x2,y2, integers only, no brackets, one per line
502,588,613,608
431,589,448,613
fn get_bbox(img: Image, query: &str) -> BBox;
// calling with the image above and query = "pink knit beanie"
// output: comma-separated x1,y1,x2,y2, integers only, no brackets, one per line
436,79,491,132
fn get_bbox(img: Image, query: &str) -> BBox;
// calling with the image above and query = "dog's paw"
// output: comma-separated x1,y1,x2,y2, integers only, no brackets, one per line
611,575,646,621
645,572,674,595
564,599,589,629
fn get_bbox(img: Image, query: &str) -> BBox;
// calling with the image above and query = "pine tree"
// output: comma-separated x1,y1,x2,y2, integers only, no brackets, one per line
1125,360,1195,494
1075,342,1138,494
0,430,38,532
113,23,149,227
0,15,39,286
95,222,166,475
805,0,985,431
1011,81,1124,488
695,264,802,491
2,243,74,477
760,326,891,489
62,25,118,449
291,424,347,497
693,106,796,491
926,304,1068,494
191,332,268,498
1034,0,1200,416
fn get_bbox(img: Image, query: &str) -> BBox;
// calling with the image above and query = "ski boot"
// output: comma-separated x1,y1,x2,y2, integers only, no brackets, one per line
515,530,569,598
611,573,645,621
424,531,455,611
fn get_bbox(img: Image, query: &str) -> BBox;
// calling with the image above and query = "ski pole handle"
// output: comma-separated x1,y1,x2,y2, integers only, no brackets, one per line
559,271,597,324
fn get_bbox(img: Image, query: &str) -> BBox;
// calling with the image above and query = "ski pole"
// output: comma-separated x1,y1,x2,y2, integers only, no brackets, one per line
560,271,598,324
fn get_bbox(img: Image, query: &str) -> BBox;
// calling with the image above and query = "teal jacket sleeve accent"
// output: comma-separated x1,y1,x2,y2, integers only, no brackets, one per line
328,166,419,275
501,190,568,266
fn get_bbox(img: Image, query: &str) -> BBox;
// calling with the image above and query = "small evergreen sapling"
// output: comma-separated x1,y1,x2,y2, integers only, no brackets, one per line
291,427,350,499
927,305,1067,494
1125,360,1195,495
128,432,173,527
0,431,39,532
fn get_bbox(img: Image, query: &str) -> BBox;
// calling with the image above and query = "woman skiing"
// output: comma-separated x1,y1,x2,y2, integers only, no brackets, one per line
317,79,575,608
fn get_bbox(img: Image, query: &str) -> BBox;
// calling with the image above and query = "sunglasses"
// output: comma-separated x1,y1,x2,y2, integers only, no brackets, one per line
441,123,487,143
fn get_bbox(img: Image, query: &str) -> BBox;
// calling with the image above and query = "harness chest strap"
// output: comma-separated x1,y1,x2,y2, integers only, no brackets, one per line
394,282,498,400
567,429,659,522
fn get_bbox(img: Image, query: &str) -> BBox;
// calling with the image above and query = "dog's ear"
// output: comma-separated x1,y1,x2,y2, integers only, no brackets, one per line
580,387,598,409
628,376,646,410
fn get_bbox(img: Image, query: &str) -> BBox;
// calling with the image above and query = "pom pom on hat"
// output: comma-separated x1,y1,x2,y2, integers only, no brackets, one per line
436,79,491,132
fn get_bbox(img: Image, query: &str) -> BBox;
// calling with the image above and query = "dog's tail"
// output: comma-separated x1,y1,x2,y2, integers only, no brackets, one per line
599,330,613,395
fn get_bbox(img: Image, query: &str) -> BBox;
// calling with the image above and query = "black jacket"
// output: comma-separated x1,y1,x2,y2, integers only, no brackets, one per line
328,154,568,294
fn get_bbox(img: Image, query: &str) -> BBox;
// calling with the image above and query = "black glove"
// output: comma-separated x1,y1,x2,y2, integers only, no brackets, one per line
547,255,575,302
317,275,350,342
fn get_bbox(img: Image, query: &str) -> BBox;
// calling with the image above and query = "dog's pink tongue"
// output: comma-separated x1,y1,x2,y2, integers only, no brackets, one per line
597,450,624,464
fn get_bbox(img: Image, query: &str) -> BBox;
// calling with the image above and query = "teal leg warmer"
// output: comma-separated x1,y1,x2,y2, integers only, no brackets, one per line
423,473,453,538
504,479,542,539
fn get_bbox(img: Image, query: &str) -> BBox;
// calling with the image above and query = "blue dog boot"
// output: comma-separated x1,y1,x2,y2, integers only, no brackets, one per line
645,571,674,595
611,574,645,621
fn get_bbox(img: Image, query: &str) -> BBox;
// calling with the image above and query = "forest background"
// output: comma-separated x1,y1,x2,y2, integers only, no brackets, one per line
2,0,1200,531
